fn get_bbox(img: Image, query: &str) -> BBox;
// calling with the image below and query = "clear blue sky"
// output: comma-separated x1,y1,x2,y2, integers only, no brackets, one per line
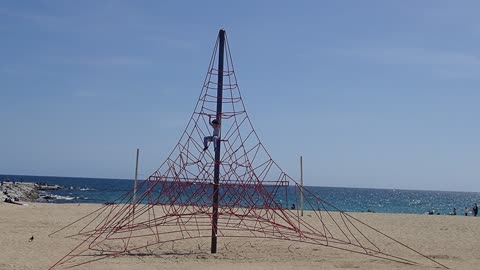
1,1,479,192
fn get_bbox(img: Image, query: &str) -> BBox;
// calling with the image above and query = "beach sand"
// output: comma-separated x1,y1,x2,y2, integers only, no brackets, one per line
0,203,479,270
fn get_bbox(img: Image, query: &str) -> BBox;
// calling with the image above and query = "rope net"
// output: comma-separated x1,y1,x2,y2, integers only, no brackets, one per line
49,30,447,269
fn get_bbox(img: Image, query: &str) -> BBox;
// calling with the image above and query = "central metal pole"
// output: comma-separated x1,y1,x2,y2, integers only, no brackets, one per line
211,29,225,254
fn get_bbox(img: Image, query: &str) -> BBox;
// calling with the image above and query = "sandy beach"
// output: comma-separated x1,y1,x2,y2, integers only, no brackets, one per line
0,203,478,270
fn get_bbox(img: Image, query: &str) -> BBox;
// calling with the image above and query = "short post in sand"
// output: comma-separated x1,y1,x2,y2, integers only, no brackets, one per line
300,156,304,217
133,148,139,207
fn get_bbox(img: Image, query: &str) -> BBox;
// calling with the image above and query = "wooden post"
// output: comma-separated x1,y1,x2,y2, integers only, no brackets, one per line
300,156,304,217
133,148,139,205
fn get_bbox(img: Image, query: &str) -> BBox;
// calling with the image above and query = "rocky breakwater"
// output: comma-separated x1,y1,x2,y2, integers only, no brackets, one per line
1,181,40,203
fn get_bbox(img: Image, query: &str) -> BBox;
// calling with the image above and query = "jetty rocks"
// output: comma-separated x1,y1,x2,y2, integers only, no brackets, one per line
1,181,60,203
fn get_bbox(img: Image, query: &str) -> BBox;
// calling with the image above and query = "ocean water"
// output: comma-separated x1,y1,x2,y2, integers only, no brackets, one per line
1,174,479,215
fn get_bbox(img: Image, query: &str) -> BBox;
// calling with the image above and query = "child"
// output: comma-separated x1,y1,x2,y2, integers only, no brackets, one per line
204,117,220,151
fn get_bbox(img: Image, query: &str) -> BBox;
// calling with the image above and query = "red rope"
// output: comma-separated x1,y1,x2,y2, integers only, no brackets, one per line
49,32,448,270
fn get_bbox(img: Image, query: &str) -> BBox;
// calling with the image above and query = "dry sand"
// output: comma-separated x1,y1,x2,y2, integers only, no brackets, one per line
0,202,479,270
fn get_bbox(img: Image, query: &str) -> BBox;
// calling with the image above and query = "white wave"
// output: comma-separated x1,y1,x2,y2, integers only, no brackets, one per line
51,194,75,200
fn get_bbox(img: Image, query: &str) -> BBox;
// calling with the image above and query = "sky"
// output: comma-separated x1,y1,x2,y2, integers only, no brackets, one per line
1,1,479,192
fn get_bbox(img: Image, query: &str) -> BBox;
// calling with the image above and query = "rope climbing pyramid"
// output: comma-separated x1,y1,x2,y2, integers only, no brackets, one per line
49,29,448,269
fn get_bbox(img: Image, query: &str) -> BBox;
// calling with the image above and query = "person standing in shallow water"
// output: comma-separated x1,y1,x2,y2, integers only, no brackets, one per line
473,203,478,217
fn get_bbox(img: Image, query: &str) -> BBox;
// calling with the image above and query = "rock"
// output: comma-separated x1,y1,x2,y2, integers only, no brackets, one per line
0,182,40,203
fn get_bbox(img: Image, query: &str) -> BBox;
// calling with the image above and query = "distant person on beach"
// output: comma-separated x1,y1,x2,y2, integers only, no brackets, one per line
291,203,296,210
451,208,457,215
464,207,469,216
473,203,478,217
203,116,221,151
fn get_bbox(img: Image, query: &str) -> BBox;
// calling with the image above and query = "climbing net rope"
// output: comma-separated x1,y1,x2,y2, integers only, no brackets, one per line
49,30,448,269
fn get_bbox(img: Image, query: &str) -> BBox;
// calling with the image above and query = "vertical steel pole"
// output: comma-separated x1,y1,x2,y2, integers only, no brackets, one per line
133,148,139,205
300,156,304,216
211,29,225,254
132,148,139,226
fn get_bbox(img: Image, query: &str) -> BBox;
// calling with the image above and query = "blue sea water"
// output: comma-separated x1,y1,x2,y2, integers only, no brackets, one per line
1,174,479,215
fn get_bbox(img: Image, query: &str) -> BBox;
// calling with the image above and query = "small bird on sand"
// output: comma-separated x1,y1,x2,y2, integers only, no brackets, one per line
29,236,34,242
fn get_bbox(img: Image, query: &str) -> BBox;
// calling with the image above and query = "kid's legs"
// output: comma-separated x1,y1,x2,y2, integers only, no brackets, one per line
203,136,218,151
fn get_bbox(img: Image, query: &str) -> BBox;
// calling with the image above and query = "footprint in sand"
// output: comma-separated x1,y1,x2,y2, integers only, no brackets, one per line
334,263,360,269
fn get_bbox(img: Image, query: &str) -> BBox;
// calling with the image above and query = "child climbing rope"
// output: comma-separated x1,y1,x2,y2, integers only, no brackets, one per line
204,116,220,151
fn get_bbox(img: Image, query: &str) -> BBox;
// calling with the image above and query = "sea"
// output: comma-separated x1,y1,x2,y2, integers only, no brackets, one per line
1,174,479,215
